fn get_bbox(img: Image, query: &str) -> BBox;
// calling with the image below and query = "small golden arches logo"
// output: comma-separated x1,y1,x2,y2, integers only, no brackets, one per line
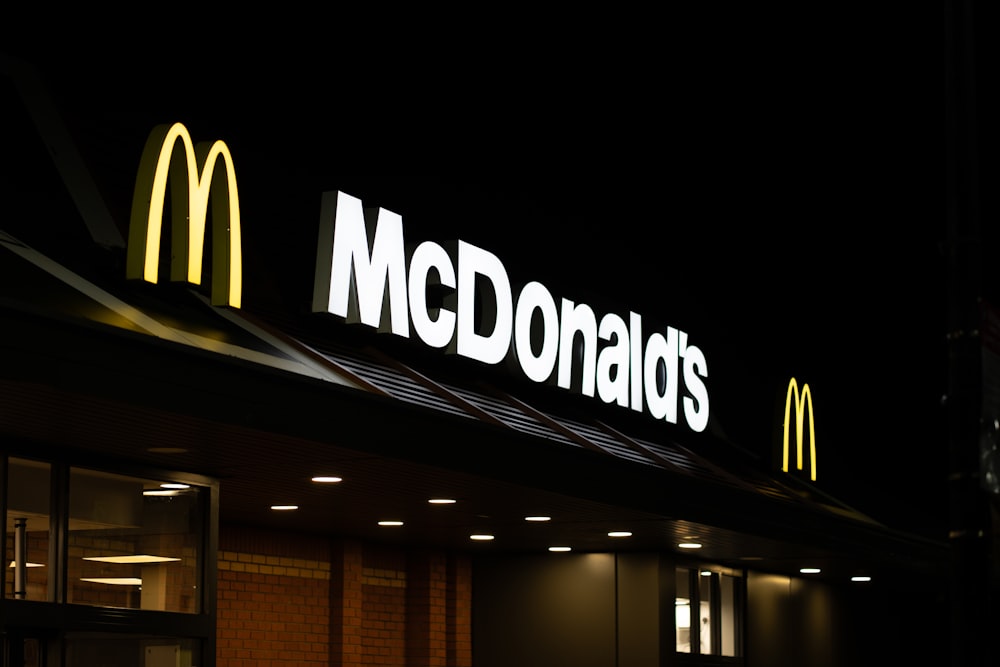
782,377,817,481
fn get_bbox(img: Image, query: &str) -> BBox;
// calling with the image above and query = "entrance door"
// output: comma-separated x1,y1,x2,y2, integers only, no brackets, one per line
2,631,54,667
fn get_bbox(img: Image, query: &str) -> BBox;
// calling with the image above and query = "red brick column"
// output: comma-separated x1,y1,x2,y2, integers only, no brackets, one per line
406,550,449,666
447,554,473,667
330,540,364,667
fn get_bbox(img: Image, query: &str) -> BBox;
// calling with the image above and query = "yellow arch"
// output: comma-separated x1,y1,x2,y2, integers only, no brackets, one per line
782,377,817,481
126,122,242,307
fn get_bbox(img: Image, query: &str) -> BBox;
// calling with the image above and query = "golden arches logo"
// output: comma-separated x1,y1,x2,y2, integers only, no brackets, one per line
782,377,817,481
126,122,242,307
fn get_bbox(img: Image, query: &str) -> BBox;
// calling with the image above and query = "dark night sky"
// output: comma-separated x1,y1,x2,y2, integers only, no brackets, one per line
3,13,947,536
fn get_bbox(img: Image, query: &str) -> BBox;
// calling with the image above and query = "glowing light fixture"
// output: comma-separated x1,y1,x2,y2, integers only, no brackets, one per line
608,531,632,537
428,498,456,504
83,555,181,564
524,516,551,522
800,567,821,574
270,505,298,511
311,476,343,483
378,520,404,526
676,602,691,628
470,534,495,541
851,576,872,582
548,546,571,552
80,577,142,586
160,483,190,489
678,542,702,549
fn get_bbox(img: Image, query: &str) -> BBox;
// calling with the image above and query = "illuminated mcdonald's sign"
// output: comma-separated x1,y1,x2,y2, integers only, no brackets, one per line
782,377,816,481
126,122,242,307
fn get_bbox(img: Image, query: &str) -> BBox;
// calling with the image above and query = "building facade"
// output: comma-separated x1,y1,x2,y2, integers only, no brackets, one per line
1,51,951,666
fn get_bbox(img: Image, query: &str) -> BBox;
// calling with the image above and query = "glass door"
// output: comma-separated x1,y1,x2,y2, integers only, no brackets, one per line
2,630,55,667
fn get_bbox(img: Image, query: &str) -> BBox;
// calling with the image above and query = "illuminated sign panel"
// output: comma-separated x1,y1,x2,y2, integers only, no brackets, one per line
312,190,710,433
782,377,817,480
126,122,242,307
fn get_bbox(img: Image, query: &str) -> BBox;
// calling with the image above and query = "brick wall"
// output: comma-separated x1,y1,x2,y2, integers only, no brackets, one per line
218,525,472,667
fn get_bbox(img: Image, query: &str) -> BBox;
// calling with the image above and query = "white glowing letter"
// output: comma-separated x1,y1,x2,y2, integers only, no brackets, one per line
514,281,559,382
557,299,598,397
643,326,679,423
409,240,456,349
680,332,709,432
456,240,512,364
313,190,409,336
596,312,630,407
630,312,644,412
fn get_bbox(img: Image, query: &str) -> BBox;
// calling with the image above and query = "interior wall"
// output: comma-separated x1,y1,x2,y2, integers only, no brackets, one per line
472,552,667,667
617,552,664,667
745,569,950,667
473,553,617,667
746,572,834,667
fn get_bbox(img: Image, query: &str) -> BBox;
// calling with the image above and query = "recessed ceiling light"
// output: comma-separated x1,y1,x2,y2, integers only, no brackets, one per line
378,520,404,526
851,576,872,582
160,483,190,489
525,516,551,522
270,505,298,511
470,534,495,541
608,531,632,537
428,498,456,504
548,546,571,552
311,476,342,483
700,570,713,577
800,567,822,574
678,542,702,549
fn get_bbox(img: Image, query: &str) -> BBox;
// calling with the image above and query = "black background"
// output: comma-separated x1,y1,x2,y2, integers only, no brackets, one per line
2,10,945,537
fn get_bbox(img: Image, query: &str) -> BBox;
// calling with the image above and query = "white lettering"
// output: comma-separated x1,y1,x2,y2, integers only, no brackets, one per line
596,312,630,407
408,240,456,349
314,190,409,336
680,331,710,432
643,327,678,423
558,299,597,397
456,240,512,365
514,281,559,382
629,312,643,413
313,190,710,434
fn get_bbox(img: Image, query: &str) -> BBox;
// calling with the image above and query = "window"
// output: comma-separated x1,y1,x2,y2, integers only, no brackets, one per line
4,459,208,613
5,458,51,602
676,565,743,657
3,454,216,661
66,468,204,613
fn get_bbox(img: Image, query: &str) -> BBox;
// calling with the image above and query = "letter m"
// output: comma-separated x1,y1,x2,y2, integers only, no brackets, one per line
782,377,817,481
312,191,409,337
126,122,242,307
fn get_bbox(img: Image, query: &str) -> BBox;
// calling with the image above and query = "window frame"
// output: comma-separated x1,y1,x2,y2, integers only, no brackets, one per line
1,447,219,662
